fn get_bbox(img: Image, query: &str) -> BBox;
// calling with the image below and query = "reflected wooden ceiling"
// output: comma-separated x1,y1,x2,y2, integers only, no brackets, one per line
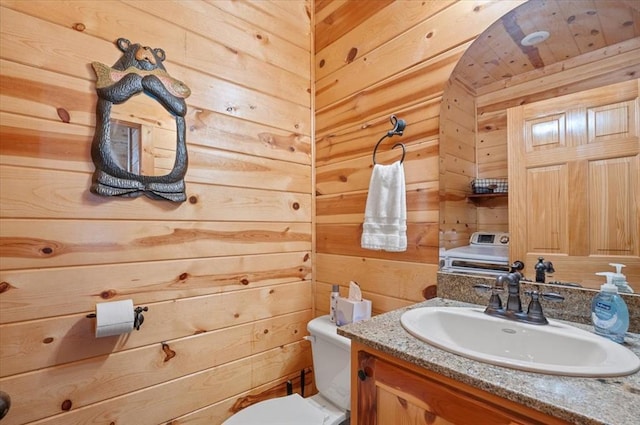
453,0,640,96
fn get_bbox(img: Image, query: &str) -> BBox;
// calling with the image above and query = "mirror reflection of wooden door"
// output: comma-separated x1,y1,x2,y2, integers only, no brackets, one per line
508,80,639,287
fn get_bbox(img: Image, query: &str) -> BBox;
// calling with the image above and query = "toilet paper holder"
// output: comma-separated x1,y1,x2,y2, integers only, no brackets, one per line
86,305,149,331
133,306,148,330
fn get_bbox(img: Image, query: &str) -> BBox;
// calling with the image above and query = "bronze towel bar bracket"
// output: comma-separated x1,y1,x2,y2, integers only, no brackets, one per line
372,114,407,165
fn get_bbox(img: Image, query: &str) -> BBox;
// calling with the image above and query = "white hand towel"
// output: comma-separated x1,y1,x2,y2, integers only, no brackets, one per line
361,161,407,252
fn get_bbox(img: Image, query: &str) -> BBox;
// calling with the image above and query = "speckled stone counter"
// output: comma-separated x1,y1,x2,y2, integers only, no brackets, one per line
338,298,640,425
437,272,640,333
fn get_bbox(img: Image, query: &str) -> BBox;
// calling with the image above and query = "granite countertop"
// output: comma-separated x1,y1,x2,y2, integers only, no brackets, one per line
338,298,640,425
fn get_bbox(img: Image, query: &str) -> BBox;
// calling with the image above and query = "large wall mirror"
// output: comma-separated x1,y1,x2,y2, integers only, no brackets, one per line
439,0,640,292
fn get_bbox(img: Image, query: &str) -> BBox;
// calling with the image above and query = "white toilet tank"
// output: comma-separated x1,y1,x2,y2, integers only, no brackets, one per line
307,315,351,412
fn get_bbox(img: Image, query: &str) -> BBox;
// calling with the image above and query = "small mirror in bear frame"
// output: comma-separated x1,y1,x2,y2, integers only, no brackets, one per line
90,37,191,202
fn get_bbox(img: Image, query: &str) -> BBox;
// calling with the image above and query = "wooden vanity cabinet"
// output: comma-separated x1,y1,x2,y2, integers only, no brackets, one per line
351,341,571,425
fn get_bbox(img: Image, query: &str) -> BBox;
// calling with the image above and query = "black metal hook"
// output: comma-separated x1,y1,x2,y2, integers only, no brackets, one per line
134,306,148,331
387,114,406,136
372,114,407,165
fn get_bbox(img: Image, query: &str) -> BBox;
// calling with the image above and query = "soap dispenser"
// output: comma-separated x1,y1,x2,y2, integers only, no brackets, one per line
329,284,340,323
591,272,629,343
609,263,634,294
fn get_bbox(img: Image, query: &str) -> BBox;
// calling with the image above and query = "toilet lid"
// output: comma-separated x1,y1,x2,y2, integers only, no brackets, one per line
223,394,326,425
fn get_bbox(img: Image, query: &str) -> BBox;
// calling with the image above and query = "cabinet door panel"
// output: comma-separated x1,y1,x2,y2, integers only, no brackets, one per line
357,350,554,425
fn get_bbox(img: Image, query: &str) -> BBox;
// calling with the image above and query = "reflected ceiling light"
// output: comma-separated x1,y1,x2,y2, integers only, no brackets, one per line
521,30,550,46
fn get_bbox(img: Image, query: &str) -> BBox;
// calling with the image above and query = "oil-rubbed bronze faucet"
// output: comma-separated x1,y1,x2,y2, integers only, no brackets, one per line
535,256,555,283
474,264,564,325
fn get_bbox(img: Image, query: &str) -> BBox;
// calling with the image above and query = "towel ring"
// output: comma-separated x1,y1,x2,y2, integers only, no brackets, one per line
372,115,407,165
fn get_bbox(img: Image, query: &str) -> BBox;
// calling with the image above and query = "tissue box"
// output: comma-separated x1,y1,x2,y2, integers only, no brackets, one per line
336,297,372,326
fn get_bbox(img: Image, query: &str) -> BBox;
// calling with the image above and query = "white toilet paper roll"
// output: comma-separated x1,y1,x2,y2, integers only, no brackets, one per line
95,299,135,338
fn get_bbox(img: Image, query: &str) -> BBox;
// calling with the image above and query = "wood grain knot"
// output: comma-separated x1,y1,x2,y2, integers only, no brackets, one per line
397,396,408,409
162,343,176,362
100,290,117,299
43,337,54,344
346,47,358,63
188,196,198,204
339,175,347,182
72,23,86,32
57,108,70,123
41,247,54,255
425,31,433,39
240,278,250,285
61,400,72,411
303,253,310,261
319,59,325,68
567,15,576,23
0,281,14,293
179,273,189,281
263,329,269,334
424,410,437,424
292,202,300,210
234,313,240,318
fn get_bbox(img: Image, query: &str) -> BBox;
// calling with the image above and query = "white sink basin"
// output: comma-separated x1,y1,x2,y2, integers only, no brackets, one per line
400,307,640,377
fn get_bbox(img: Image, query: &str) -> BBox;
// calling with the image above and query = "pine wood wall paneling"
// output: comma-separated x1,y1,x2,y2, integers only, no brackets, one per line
206,0,312,51
438,76,478,250
316,253,436,302
313,1,515,319
0,5,311,134
0,310,311,424
315,0,455,81
316,99,440,166
314,0,393,52
315,42,468,135
0,0,312,423
316,138,439,196
476,45,640,111
0,166,311,220
316,181,439,224
1,281,312,378
0,58,312,170
0,220,311,270
2,0,311,82
0,251,311,324
8,342,311,425
315,0,523,110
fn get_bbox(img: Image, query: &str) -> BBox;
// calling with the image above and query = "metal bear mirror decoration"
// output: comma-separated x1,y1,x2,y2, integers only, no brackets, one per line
90,38,191,202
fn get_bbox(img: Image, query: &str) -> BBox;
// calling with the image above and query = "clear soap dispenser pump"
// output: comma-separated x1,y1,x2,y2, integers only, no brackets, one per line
609,263,634,294
591,272,629,343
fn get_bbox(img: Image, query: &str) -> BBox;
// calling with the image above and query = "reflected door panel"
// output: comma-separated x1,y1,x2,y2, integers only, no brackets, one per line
508,80,639,288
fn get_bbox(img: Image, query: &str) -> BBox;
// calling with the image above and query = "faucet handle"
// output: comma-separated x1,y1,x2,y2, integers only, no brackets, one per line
523,290,548,325
473,284,503,310
541,292,564,302
472,284,492,294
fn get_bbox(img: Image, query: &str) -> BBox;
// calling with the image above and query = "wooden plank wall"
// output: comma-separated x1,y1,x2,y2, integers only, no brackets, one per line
439,78,480,249
313,0,523,314
0,1,313,424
